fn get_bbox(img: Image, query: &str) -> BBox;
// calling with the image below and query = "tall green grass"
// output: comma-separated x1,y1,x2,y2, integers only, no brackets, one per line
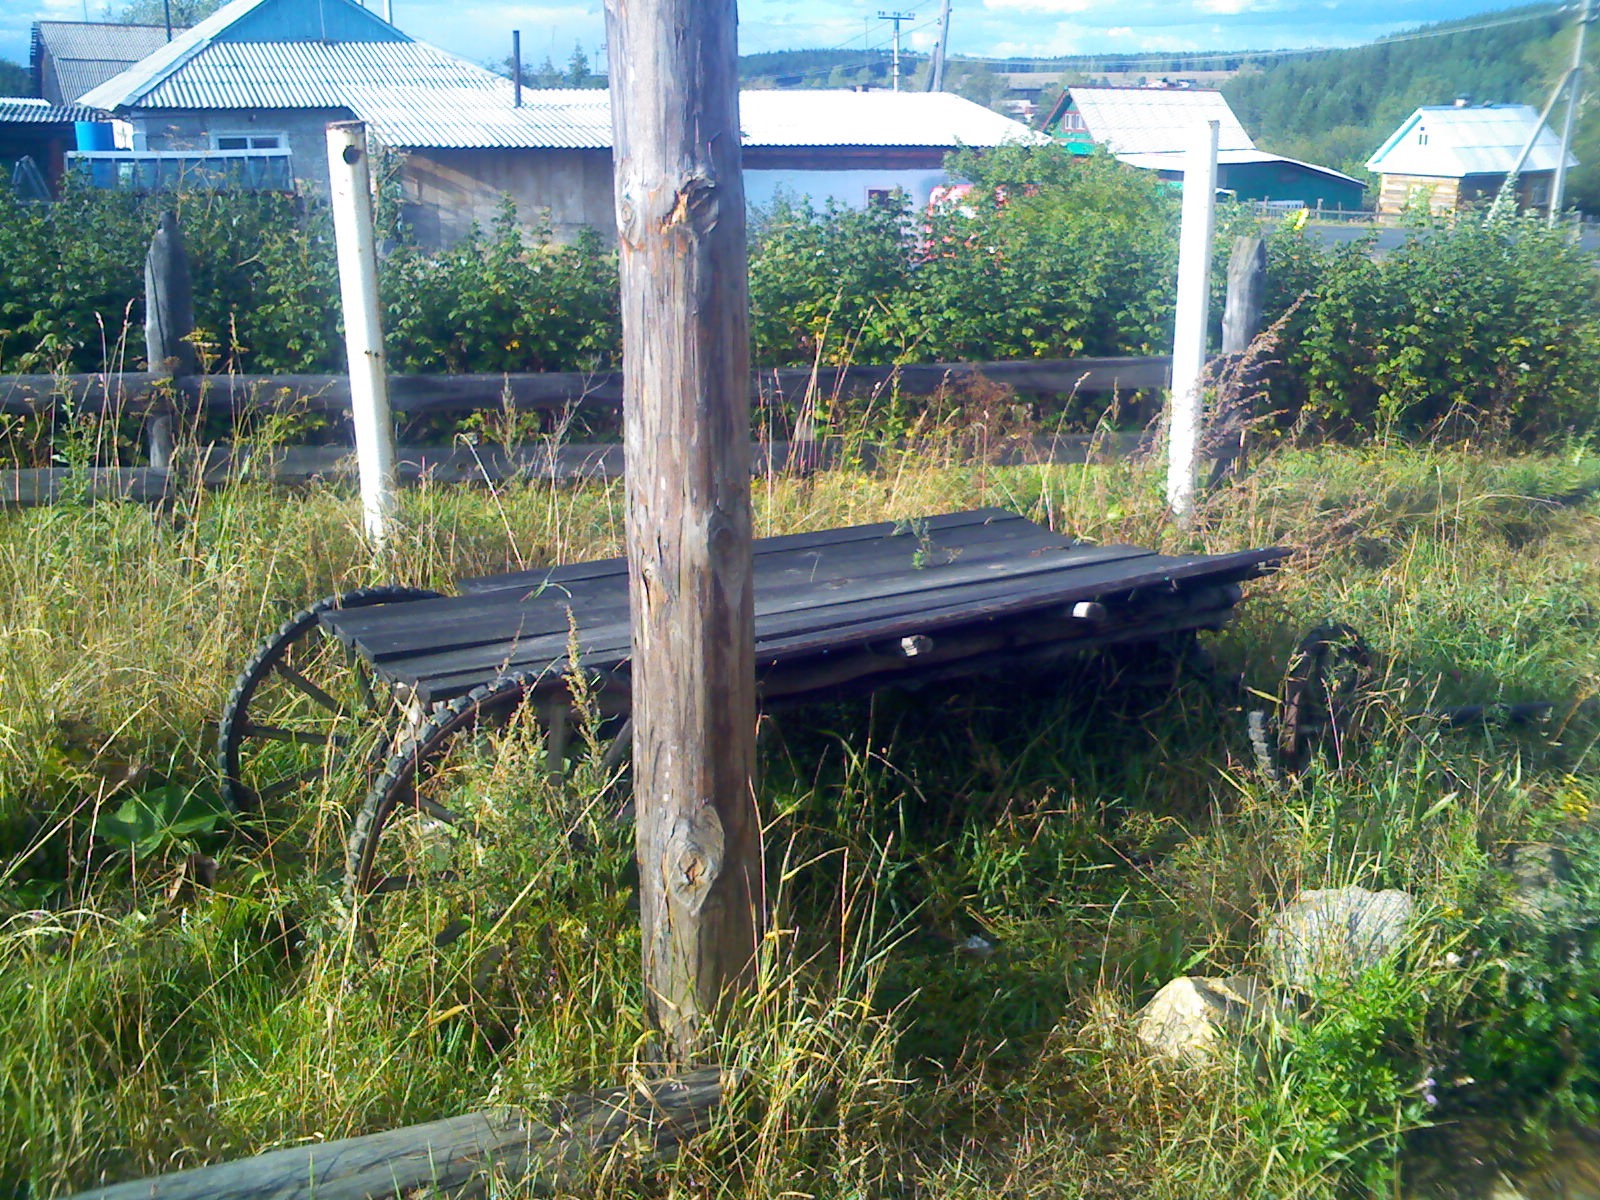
1,427,1597,1198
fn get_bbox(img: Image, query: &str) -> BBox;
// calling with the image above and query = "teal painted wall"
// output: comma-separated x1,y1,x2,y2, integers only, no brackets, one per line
1219,161,1364,209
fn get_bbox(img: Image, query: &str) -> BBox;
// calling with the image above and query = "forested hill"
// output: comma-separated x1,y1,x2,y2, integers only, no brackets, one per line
1221,4,1600,205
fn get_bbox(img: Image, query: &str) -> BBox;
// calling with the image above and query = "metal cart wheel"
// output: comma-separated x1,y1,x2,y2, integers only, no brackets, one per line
1250,622,1373,778
218,586,442,821
343,672,635,954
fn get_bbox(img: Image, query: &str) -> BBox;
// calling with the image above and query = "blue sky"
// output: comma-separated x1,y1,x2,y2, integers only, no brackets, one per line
0,0,1551,79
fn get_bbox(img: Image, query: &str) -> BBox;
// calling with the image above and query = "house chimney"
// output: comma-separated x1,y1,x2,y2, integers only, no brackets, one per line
513,30,522,108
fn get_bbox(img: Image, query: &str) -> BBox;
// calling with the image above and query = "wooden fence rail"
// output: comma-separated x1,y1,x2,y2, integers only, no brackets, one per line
0,356,1172,418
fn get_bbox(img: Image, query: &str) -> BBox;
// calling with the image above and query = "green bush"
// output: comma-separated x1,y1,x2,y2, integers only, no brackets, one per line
381,199,619,374
1264,216,1600,439
747,146,1180,367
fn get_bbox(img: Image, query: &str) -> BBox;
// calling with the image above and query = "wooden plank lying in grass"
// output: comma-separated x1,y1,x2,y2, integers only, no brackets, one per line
0,357,1172,417
67,1067,731,1200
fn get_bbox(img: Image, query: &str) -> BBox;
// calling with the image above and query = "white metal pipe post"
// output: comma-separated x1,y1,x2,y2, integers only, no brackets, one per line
1166,118,1219,525
326,121,396,547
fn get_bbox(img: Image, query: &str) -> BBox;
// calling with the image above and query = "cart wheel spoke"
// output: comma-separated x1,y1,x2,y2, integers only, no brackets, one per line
272,659,341,711
246,724,348,748
1277,622,1373,775
217,587,443,870
345,673,536,952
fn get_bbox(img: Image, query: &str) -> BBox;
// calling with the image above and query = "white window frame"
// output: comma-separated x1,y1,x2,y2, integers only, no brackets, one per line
211,131,288,151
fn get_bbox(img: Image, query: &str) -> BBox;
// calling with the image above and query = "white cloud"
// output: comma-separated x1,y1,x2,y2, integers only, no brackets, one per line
983,0,1091,13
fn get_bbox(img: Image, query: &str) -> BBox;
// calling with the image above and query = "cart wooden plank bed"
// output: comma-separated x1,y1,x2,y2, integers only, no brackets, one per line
217,508,1287,924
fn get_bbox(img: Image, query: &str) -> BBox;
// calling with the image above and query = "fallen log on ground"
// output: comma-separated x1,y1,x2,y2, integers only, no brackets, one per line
68,1066,732,1200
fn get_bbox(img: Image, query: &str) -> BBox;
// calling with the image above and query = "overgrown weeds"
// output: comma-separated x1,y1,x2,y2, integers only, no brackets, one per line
0,422,1597,1198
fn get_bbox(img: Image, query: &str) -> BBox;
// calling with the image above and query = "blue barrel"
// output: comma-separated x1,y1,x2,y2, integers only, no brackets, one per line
74,121,115,151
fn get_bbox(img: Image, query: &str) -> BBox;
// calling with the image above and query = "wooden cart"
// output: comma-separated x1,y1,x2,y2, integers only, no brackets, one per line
218,508,1287,927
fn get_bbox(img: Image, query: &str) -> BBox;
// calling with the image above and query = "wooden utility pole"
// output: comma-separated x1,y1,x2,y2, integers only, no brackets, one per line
1551,0,1593,222
143,210,195,471
925,0,951,92
604,0,762,1061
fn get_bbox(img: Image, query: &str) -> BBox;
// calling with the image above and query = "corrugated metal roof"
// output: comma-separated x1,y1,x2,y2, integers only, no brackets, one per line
32,21,182,103
738,90,1045,148
1066,86,1255,155
353,86,611,149
370,88,1043,151
32,21,176,64
133,40,503,109
77,0,409,110
71,0,1038,153
0,97,103,124
1366,104,1576,176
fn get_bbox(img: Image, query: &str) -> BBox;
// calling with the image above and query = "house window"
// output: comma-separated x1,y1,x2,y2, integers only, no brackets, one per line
1417,129,1428,146
212,132,285,151
1060,111,1089,133
866,188,896,209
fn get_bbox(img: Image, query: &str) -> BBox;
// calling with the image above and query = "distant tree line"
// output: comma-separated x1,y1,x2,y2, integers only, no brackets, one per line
1223,5,1600,210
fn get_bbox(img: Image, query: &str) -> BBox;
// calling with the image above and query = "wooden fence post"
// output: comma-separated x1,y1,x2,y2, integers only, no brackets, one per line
143,211,195,472
326,121,397,547
604,0,762,1062
1166,119,1218,526
1204,235,1268,488
1221,235,1266,356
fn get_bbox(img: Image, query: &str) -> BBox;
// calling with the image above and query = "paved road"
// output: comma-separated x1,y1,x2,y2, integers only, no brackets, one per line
1307,223,1600,255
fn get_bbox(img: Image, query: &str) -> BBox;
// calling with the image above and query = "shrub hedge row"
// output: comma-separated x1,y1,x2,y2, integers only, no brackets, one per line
2,146,1596,439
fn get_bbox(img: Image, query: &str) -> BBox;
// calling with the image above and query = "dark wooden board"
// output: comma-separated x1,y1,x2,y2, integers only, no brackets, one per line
391,546,1286,704
455,508,1024,594
310,508,1286,707
330,538,1151,668
331,514,1106,659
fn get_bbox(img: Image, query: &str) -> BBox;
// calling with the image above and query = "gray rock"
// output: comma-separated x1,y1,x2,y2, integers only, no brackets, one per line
1507,842,1574,924
1262,886,1415,988
1135,974,1272,1064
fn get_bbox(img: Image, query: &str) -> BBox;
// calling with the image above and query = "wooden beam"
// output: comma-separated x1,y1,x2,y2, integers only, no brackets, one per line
66,1068,731,1200
0,357,1170,418
606,0,762,1061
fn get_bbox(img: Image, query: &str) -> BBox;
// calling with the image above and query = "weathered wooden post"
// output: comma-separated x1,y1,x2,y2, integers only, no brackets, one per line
1166,118,1218,526
1204,234,1268,488
604,0,762,1060
1221,235,1266,357
326,120,396,547
143,210,195,471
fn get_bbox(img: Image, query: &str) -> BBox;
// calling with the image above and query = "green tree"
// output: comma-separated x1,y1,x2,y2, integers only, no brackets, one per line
0,58,30,97
565,42,590,87
117,0,221,24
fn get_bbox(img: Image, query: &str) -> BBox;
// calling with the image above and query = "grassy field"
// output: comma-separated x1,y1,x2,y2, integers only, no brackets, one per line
1,429,1597,1198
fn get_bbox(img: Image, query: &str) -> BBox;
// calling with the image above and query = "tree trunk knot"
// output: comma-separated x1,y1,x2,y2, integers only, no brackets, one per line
667,805,725,916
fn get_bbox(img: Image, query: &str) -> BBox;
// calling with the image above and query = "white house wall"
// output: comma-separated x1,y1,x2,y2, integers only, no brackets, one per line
744,167,950,212
130,107,351,196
